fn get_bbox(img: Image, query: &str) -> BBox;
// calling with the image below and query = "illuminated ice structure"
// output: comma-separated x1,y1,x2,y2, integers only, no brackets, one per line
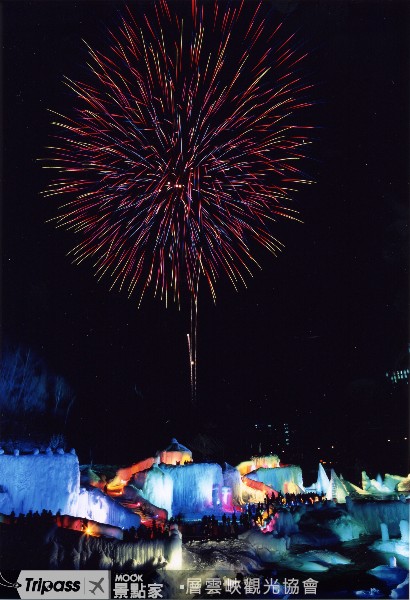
0,449,139,529
369,520,409,558
346,497,410,537
76,488,140,529
0,451,79,516
305,466,410,505
236,454,305,503
245,465,304,495
118,440,229,518
109,445,308,518
109,443,410,527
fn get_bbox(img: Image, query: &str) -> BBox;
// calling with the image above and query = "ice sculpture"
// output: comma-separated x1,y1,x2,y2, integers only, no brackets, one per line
397,475,410,493
369,519,409,558
381,522,390,542
383,474,405,492
399,519,409,543
236,460,256,476
160,463,224,516
120,484,168,521
340,475,370,498
246,465,304,494
326,469,348,503
75,488,140,529
0,452,141,530
107,457,156,494
0,451,79,515
346,497,409,536
236,455,280,476
222,463,242,506
220,486,233,512
241,476,277,503
253,455,281,470
166,524,183,569
361,471,401,496
159,438,192,465
315,463,330,495
139,464,173,517
125,463,226,517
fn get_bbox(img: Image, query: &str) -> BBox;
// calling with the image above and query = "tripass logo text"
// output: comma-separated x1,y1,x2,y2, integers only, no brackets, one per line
24,578,80,595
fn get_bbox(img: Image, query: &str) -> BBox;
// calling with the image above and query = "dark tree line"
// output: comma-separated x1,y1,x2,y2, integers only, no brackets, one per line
0,345,75,447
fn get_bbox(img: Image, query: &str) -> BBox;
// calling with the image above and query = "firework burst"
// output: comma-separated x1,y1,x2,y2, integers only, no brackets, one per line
43,0,313,306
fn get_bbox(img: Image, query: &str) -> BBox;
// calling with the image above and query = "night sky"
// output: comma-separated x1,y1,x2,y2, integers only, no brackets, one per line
2,1,409,477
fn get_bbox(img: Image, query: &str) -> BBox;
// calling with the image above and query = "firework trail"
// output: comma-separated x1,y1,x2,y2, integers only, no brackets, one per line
42,0,313,402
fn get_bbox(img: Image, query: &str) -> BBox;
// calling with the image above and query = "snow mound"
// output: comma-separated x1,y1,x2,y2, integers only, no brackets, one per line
326,513,365,541
299,549,352,565
390,574,409,599
239,528,288,561
355,589,384,598
185,538,266,572
367,565,408,586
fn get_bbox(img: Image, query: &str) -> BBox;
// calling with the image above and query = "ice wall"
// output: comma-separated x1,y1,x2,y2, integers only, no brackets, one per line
107,457,155,493
242,476,277,502
75,488,140,529
247,465,304,494
0,452,79,515
222,463,242,506
346,497,410,536
236,455,280,476
140,465,173,517
47,528,181,570
161,463,224,515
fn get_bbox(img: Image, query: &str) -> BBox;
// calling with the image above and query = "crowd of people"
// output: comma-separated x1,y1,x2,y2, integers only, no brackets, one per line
2,491,329,544
4,509,57,528
125,492,329,542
